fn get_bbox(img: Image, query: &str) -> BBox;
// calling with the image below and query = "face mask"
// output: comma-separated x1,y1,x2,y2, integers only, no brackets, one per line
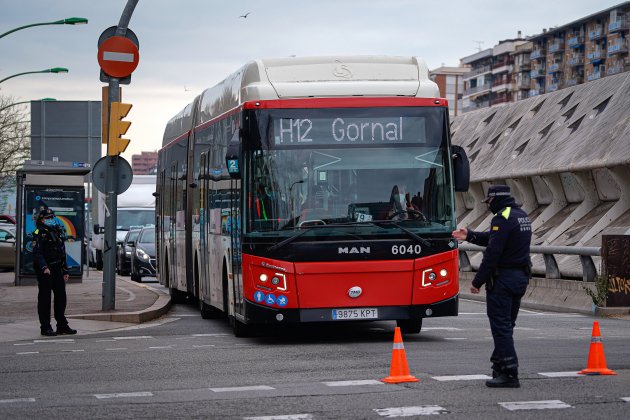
44,219,55,227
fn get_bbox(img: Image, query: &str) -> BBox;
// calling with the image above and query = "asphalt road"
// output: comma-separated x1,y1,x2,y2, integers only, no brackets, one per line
0,298,628,419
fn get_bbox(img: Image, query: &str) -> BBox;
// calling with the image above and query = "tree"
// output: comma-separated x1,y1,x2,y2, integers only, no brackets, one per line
0,93,30,190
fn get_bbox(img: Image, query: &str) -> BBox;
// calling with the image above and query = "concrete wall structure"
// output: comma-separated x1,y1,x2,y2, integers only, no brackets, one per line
451,71,630,278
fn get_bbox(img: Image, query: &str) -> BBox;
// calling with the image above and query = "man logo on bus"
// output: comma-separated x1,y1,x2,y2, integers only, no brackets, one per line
338,247,370,254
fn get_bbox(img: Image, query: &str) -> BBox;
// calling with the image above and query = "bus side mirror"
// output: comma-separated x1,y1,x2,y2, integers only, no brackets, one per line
451,145,470,192
225,131,242,179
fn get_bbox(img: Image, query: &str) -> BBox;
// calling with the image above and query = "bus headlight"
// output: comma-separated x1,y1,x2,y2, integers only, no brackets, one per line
440,268,448,277
259,274,268,282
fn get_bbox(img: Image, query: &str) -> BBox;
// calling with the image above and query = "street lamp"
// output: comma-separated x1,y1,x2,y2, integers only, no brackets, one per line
0,98,56,113
0,68,68,85
0,17,88,40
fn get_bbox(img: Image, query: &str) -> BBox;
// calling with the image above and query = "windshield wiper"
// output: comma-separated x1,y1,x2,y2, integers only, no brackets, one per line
373,220,432,249
266,227,315,253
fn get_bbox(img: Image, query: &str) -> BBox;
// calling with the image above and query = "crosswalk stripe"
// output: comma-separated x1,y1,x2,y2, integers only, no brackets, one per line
622,397,630,402
499,400,572,411
323,380,383,386
94,392,153,399
374,406,449,417
243,415,313,420
539,371,581,377
432,374,491,381
210,385,274,393
0,398,36,404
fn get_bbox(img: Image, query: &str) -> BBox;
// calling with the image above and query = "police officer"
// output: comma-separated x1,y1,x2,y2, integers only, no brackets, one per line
32,208,77,336
452,185,531,388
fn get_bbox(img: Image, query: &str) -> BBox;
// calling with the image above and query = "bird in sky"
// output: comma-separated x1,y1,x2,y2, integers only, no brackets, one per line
239,12,251,18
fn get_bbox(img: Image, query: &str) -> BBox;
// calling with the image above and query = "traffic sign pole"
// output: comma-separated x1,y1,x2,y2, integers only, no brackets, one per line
102,0,139,311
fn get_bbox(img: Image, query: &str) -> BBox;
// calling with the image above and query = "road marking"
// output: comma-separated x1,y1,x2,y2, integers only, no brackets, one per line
444,338,467,340
149,346,172,349
193,344,216,348
192,333,230,337
96,339,117,342
61,349,84,352
94,392,153,399
117,286,136,302
0,398,36,404
210,385,275,393
16,351,39,355
33,339,75,343
499,400,572,411
621,397,630,402
244,415,313,420
432,374,491,381
106,348,128,351
539,371,581,378
113,336,153,340
323,380,383,387
13,343,35,346
374,405,449,417
458,312,485,315
422,327,461,331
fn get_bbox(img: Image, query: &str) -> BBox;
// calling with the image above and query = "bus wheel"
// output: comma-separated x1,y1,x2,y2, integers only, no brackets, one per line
396,318,422,334
199,300,214,319
230,316,251,338
169,287,186,304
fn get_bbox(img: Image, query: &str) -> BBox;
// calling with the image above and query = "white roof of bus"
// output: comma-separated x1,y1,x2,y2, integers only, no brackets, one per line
162,56,439,146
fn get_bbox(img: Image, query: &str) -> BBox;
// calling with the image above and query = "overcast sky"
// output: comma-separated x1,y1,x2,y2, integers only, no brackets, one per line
0,0,622,160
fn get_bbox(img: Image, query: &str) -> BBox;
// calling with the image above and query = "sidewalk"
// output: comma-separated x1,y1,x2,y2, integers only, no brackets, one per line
0,269,170,342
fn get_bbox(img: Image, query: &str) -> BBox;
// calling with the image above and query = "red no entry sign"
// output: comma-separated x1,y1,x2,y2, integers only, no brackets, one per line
97,36,139,78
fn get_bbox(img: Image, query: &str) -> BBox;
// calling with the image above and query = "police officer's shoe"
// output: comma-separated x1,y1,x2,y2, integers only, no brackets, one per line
41,327,57,337
56,325,77,335
486,373,520,388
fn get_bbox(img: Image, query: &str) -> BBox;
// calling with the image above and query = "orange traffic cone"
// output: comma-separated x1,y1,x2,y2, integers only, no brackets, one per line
578,321,617,376
381,327,419,383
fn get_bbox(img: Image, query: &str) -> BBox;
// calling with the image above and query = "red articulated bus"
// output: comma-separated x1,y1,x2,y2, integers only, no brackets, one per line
156,56,470,336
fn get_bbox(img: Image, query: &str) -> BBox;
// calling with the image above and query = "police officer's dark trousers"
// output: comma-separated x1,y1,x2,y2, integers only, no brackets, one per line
486,268,529,377
37,263,69,329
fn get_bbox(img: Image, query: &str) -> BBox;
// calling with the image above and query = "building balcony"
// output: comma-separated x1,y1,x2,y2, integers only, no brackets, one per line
566,77,583,87
462,100,490,113
588,27,604,41
490,95,510,106
463,65,492,80
463,82,491,97
567,36,584,48
530,68,546,78
529,88,544,97
587,72,601,81
567,55,584,66
530,49,545,60
492,64,513,74
549,43,565,54
609,20,629,33
547,82,564,92
608,41,629,56
548,63,563,73
513,61,531,72
607,65,624,75
513,80,531,90
587,50,605,63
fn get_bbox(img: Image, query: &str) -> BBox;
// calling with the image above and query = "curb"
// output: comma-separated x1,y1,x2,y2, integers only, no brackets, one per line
68,278,171,324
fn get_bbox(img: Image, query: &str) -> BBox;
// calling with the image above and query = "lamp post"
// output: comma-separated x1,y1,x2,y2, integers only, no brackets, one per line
0,17,88,40
0,68,68,85
0,98,56,113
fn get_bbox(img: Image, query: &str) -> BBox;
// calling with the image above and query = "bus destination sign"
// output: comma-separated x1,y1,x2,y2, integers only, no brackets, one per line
273,117,426,146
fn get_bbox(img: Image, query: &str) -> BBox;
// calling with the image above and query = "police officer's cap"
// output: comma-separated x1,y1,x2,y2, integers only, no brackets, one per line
37,208,55,220
482,185,511,203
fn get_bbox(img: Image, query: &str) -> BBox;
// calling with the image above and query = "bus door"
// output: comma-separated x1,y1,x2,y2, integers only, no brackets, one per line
169,162,178,288
229,179,243,315
199,153,209,301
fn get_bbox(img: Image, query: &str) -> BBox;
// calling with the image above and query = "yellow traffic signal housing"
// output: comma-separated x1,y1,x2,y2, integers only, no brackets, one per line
108,102,132,155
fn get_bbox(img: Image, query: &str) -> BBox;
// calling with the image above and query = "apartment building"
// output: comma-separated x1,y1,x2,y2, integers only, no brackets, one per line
131,150,158,175
429,66,470,117
528,2,629,98
461,38,527,113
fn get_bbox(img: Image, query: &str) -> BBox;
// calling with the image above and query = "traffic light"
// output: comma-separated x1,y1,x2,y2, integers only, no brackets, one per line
108,101,132,155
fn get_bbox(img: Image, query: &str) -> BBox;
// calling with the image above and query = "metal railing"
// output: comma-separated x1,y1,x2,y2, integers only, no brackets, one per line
458,243,600,282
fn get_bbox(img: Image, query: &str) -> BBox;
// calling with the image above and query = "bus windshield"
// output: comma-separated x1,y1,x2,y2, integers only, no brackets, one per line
244,107,455,239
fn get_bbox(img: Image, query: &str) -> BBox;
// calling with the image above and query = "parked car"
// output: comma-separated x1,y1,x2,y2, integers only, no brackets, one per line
130,227,155,282
0,225,16,270
116,228,141,276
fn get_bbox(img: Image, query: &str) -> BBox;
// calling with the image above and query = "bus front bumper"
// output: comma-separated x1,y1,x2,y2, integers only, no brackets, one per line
242,294,458,325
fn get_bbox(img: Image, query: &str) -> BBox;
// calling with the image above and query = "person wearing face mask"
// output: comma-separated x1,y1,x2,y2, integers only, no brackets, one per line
452,185,532,388
32,208,76,336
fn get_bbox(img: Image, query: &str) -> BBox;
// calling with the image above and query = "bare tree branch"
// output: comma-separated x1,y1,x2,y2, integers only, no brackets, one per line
0,92,30,189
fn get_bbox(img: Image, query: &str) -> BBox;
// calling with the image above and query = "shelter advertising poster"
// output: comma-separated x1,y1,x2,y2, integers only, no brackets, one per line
20,187,84,276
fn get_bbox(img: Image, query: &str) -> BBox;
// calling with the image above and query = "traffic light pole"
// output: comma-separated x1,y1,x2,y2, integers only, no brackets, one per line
102,0,139,311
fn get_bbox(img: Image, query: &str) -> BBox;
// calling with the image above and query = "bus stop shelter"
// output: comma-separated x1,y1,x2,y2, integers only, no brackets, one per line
15,160,90,286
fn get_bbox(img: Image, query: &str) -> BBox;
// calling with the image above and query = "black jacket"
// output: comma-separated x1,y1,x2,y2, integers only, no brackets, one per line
466,197,532,289
32,225,68,275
